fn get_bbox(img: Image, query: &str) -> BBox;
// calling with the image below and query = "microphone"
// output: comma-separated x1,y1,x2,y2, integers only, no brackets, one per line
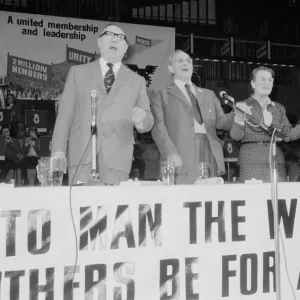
220,91,235,104
90,90,98,99
89,90,99,179
90,90,98,127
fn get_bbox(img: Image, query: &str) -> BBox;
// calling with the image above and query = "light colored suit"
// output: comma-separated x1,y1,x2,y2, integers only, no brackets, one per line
51,59,153,184
151,83,234,182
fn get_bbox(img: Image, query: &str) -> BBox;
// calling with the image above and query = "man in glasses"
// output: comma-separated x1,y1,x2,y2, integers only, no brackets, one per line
51,24,153,185
151,50,234,184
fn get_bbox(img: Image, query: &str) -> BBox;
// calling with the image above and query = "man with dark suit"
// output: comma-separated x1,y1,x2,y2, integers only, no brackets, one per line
151,50,234,184
51,24,154,185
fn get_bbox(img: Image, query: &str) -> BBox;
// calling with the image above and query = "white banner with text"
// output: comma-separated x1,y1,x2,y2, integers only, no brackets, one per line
0,183,299,299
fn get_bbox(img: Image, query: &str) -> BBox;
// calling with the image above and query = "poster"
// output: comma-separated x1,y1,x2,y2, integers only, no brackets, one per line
0,11,175,100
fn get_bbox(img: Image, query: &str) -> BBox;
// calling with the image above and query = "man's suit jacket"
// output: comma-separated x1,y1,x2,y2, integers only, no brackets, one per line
151,83,234,176
51,60,153,183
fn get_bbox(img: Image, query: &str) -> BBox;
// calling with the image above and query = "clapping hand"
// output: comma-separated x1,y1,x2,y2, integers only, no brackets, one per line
25,137,31,146
234,102,252,123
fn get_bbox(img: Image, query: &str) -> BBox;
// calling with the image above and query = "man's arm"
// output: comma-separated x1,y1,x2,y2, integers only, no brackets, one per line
133,78,154,133
212,91,234,130
51,67,77,156
150,89,179,159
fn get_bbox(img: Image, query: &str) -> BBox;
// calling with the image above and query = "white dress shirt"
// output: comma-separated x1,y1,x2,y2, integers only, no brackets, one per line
99,57,121,78
256,96,273,127
174,79,207,134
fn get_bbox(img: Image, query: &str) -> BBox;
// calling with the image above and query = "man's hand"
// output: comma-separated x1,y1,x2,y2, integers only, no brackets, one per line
16,153,24,161
167,153,183,168
132,107,146,130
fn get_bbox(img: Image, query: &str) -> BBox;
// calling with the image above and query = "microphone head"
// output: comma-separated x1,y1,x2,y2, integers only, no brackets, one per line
90,90,98,98
220,91,226,98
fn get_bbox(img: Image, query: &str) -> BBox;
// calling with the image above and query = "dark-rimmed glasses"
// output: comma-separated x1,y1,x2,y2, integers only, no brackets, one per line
100,31,127,42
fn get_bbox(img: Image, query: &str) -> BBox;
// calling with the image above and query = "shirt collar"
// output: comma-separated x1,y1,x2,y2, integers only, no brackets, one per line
174,78,193,90
252,95,274,109
100,57,121,71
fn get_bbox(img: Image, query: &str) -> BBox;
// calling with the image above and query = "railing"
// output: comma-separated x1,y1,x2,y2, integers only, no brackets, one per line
177,33,300,65
195,60,298,85
176,34,300,85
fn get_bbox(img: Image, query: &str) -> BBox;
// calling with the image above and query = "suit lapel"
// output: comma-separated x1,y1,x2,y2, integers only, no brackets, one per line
89,60,106,97
167,83,191,107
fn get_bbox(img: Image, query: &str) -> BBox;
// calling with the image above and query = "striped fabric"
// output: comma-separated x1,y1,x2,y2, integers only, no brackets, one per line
239,163,287,183
185,83,203,124
104,63,115,94
229,96,297,182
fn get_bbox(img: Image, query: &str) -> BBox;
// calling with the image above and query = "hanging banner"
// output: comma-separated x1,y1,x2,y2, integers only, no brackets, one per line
7,54,53,85
0,11,175,100
66,45,96,65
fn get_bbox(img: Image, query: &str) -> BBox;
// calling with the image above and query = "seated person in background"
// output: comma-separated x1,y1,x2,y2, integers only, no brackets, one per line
5,93,16,110
16,122,26,139
0,125,25,182
5,93,17,122
22,126,40,186
47,126,54,136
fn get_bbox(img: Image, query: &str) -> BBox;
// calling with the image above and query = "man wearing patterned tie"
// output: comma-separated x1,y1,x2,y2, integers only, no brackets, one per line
51,24,154,185
151,50,234,184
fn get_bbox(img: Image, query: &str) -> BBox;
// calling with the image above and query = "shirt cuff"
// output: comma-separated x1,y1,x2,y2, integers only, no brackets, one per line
234,117,245,126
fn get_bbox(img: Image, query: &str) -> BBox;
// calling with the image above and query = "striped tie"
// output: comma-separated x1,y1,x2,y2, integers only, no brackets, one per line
104,63,115,94
185,83,203,125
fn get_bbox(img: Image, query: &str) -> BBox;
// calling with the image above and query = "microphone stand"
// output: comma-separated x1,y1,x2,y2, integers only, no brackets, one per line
222,93,282,299
0,79,8,109
87,90,101,185
270,131,281,300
